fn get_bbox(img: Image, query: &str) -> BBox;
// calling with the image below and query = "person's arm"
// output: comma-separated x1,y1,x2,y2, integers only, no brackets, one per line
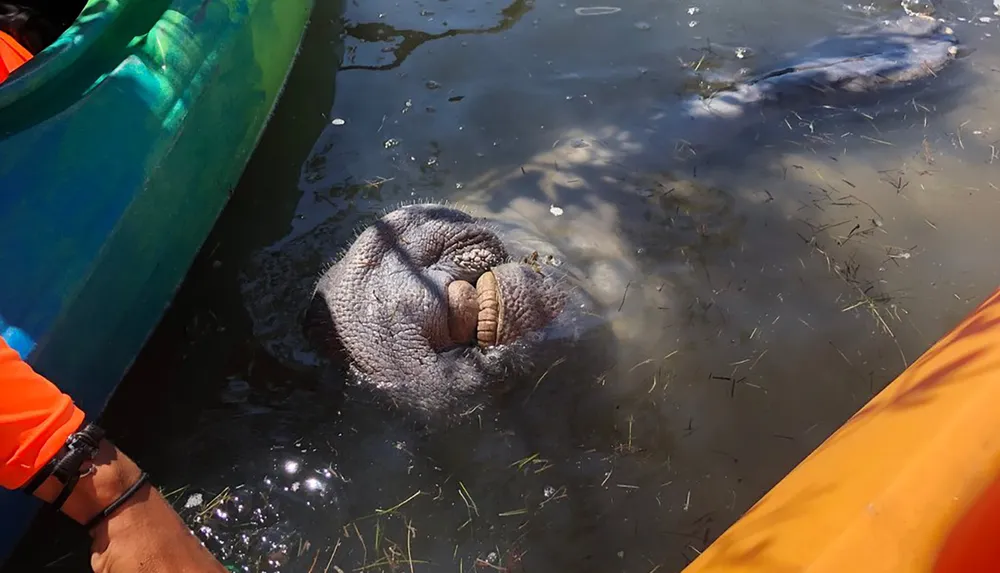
0,337,226,573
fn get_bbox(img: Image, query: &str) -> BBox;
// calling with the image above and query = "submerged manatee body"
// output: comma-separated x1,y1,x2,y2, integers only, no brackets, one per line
683,14,959,120
308,203,595,426
630,13,963,157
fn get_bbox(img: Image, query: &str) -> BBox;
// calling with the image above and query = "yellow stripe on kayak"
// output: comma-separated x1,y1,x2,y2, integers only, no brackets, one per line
681,287,1000,573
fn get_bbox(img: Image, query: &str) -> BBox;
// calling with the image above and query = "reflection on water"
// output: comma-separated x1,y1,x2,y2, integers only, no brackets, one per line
7,0,1000,571
341,0,532,71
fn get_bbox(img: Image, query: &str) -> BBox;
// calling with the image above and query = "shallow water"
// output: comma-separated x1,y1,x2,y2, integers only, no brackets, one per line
7,0,1000,571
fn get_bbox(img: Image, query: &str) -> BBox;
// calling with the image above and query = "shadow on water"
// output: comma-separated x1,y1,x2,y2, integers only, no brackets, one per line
7,0,1000,571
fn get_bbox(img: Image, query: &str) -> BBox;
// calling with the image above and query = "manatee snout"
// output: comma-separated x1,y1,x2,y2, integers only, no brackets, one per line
311,203,574,425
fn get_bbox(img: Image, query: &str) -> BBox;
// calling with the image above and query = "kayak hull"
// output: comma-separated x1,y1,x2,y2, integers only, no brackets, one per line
681,287,1000,573
0,0,314,563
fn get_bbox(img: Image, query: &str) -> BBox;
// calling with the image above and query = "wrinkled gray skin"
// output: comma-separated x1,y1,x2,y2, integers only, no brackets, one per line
308,204,582,426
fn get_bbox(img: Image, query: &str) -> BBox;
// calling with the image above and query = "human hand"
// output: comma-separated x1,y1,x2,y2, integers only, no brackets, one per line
88,482,227,573
32,440,227,573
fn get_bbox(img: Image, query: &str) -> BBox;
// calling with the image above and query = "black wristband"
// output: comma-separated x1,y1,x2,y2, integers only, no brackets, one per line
83,471,151,530
21,422,105,497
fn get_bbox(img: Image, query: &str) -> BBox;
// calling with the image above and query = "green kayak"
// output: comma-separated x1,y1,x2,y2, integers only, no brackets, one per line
0,0,313,562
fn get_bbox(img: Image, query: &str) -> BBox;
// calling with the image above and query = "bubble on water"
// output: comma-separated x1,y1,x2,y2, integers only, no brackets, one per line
687,6,700,14
688,20,699,27
487,551,499,563
183,455,349,572
384,138,400,149
185,493,204,508
426,157,438,167
283,460,300,475
455,182,464,189
331,118,345,126
425,80,442,90
549,205,564,217
543,485,556,497
574,6,621,16
570,138,590,148
634,21,651,30
304,477,326,493
735,47,752,59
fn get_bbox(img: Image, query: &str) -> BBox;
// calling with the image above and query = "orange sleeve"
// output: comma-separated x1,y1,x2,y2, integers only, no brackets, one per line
0,336,85,490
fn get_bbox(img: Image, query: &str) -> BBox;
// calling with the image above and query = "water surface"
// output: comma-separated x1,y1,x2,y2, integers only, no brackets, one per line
7,0,1000,571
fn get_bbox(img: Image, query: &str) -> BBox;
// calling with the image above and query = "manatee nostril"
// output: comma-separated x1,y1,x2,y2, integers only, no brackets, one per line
475,271,503,348
446,280,479,345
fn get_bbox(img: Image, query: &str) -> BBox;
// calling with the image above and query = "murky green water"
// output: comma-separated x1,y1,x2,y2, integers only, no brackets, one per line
7,0,1000,571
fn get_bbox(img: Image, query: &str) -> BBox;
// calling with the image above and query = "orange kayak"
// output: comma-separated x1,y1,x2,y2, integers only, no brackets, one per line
680,287,1000,573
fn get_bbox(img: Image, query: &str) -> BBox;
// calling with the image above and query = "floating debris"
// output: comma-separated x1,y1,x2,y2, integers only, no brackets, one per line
331,118,345,126
184,493,204,509
901,0,935,17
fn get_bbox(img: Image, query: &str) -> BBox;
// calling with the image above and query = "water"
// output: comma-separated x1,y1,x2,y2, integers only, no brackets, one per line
7,0,1000,571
